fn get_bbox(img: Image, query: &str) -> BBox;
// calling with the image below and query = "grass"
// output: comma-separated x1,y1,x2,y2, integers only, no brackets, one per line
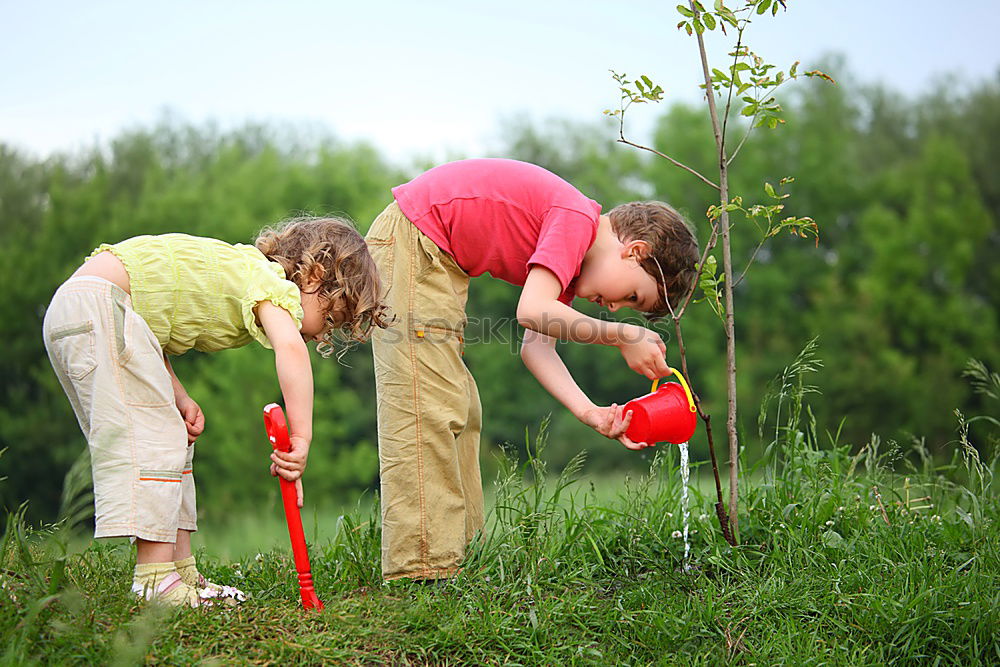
3,350,999,665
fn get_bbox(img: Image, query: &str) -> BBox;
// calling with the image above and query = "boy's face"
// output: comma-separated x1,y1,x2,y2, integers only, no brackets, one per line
575,240,661,314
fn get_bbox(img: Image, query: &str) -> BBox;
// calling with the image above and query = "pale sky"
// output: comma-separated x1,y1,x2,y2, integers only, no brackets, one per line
2,1,998,164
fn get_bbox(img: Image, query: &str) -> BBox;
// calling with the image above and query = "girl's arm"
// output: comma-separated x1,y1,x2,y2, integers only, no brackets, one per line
163,353,204,444
520,328,645,450
516,266,670,380
257,301,313,502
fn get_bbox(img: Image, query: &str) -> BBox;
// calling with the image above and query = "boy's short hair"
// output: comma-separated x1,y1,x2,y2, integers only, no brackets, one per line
608,201,700,320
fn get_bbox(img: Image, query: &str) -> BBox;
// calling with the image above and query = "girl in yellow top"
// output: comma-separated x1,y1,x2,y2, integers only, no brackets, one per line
42,217,389,608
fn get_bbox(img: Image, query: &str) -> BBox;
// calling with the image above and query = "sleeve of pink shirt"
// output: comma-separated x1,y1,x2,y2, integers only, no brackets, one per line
526,206,599,306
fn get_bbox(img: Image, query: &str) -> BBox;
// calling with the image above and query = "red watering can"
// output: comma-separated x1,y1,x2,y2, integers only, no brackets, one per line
263,403,324,611
624,367,697,445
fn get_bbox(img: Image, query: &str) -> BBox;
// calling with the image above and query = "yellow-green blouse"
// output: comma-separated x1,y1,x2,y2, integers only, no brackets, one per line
91,234,304,355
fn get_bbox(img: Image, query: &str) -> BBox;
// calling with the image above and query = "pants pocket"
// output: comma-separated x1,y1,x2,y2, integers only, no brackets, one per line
366,235,395,295
48,322,98,380
119,309,174,407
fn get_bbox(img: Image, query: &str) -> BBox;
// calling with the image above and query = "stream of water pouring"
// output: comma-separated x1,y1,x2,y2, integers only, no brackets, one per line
678,441,691,569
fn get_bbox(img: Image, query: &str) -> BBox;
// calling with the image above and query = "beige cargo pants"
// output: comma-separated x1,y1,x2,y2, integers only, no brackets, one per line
366,201,483,581
42,277,196,542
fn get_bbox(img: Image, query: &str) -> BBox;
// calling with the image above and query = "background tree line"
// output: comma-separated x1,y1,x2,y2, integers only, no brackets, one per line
2,63,997,524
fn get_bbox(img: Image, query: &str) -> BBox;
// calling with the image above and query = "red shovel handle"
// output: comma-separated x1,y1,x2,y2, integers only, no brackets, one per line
263,403,324,610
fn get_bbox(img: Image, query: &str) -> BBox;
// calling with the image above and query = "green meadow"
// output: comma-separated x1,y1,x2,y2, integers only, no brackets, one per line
4,351,997,665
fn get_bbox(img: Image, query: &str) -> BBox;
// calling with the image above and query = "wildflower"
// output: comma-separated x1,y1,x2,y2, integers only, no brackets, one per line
699,514,708,521
837,506,845,512
255,553,264,562
779,523,786,529
671,530,682,538
666,512,674,518
825,520,835,526
869,505,876,511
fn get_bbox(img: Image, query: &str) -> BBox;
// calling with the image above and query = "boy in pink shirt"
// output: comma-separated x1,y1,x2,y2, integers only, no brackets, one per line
366,158,699,581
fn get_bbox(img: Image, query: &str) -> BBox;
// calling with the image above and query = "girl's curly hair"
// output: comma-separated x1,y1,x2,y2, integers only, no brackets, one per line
255,215,391,358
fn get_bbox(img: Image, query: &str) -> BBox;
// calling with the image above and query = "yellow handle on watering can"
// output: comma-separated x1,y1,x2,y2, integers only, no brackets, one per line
650,367,697,413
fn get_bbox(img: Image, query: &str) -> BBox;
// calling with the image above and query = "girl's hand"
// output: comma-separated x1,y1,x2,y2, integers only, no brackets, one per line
579,404,649,450
269,464,306,507
175,395,205,444
270,434,310,480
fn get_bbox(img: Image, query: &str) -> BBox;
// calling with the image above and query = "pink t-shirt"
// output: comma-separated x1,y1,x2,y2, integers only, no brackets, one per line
392,158,601,304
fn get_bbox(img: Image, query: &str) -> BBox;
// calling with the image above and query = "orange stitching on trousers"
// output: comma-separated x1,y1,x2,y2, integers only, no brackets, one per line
406,219,430,572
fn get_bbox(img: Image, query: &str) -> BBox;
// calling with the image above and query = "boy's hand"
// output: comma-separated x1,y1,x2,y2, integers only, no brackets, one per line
617,324,670,380
175,396,205,444
270,434,310,507
580,404,650,450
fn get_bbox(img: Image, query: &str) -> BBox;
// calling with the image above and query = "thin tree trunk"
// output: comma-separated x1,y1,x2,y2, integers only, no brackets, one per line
691,1,740,542
674,318,735,546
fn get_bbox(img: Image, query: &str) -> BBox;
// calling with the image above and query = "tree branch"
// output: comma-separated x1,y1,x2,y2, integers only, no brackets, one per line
675,217,721,320
615,137,720,191
734,237,766,288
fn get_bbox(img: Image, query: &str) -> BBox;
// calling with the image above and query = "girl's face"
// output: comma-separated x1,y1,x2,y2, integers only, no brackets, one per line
299,284,347,343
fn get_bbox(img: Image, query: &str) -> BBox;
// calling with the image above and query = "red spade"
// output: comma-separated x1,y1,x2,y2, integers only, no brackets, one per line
263,403,324,610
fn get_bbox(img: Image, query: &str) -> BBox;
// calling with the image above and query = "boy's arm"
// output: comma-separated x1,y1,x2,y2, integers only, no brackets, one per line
520,329,646,450
516,266,670,380
257,301,313,505
163,354,204,444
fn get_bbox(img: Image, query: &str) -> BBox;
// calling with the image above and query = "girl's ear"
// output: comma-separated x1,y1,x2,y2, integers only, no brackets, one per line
308,264,327,282
301,265,327,295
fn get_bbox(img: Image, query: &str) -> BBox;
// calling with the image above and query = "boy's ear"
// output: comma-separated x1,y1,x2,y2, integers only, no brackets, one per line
621,239,651,261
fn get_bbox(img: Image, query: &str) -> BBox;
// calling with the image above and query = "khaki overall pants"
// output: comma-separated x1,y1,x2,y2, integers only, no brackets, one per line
366,201,483,580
